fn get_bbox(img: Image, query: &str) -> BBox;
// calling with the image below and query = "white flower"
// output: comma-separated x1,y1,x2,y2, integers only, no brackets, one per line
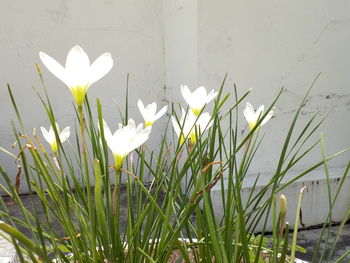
137,100,168,127
171,109,193,144
172,109,213,145
102,119,151,169
181,85,218,115
40,123,70,153
243,103,273,130
39,45,113,106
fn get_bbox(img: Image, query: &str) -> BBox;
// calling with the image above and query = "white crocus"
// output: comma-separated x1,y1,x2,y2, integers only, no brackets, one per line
181,85,218,116
40,123,70,153
172,109,213,145
39,45,113,107
102,119,151,170
137,100,168,127
243,102,273,130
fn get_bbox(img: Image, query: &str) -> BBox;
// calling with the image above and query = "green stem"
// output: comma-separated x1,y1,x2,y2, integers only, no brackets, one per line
290,186,307,262
78,105,96,260
113,167,121,222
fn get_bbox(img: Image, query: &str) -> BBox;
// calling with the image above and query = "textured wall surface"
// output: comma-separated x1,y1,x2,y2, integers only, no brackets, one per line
196,0,350,177
0,1,349,193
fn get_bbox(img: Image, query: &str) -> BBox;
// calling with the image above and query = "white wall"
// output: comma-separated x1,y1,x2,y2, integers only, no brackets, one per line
0,1,349,195
196,0,350,177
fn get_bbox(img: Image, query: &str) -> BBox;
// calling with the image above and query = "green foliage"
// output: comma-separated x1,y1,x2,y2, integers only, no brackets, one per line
0,68,349,263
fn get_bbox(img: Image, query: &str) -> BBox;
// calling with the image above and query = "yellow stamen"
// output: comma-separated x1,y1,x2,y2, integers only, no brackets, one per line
249,121,257,130
190,132,196,145
192,108,201,116
145,121,153,127
51,141,58,153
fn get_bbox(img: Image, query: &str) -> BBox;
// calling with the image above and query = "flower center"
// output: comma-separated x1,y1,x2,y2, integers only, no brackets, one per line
70,85,89,106
114,154,125,171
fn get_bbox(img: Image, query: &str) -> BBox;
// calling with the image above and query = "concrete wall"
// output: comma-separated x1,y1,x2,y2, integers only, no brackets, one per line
0,1,349,198
196,0,350,177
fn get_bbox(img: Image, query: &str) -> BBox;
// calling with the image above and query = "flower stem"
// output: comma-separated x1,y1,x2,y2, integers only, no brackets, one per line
78,105,91,184
78,104,96,259
112,168,121,225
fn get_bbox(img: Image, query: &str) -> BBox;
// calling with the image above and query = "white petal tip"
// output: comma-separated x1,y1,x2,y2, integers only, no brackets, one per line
72,45,83,51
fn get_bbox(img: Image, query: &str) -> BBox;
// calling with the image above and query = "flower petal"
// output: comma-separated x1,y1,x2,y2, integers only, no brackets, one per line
130,126,151,152
54,122,60,133
89,52,113,85
136,123,145,131
256,105,265,119
197,112,212,132
154,105,168,121
49,125,55,136
245,103,255,113
193,86,207,99
206,89,218,104
146,103,157,117
171,116,181,137
40,127,51,144
138,99,152,123
181,85,192,106
102,119,113,143
137,99,146,115
243,107,254,124
191,86,207,110
261,110,273,126
39,52,69,86
59,127,71,143
65,45,91,86
127,119,136,129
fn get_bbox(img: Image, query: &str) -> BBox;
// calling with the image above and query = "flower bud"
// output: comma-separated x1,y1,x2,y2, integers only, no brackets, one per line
280,194,287,219
279,194,287,236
